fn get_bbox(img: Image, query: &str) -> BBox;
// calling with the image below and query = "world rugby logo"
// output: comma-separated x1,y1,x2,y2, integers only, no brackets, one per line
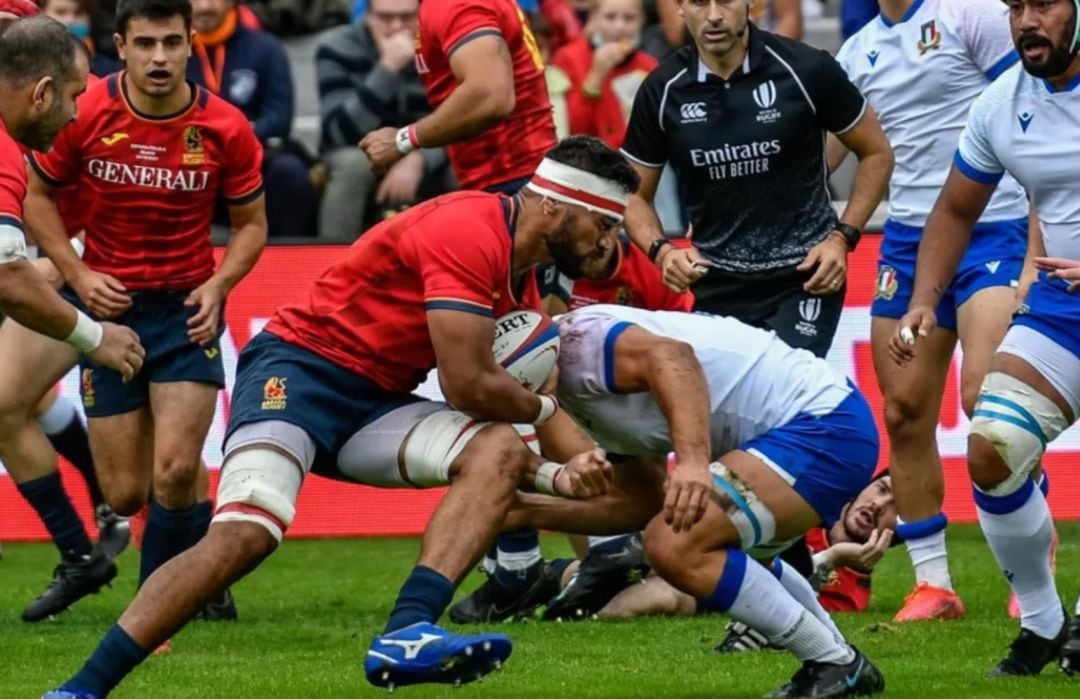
752,81,777,110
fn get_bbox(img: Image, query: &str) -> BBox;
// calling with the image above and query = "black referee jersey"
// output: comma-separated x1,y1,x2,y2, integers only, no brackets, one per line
622,23,867,274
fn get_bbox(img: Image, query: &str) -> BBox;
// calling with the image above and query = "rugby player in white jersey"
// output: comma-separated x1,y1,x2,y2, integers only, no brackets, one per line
512,305,885,697
833,0,1029,622
894,0,1080,676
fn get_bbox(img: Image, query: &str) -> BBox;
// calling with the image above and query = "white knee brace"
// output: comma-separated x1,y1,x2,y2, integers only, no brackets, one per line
710,460,778,549
214,448,304,543
970,372,1068,496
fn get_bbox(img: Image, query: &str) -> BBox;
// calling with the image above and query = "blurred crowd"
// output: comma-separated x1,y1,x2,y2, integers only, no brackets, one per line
39,0,878,240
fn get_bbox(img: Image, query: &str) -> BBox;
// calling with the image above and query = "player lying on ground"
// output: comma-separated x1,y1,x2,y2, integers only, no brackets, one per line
542,473,898,632
44,136,636,699
502,305,886,697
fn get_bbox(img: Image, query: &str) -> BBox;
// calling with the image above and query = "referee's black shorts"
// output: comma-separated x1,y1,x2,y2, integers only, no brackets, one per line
691,266,845,359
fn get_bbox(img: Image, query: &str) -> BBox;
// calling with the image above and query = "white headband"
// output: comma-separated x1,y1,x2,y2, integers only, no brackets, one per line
525,158,629,222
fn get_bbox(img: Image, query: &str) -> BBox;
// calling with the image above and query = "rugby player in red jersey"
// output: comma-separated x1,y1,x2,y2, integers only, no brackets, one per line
45,135,635,698
0,5,134,622
24,0,266,622
360,0,556,195
361,0,561,610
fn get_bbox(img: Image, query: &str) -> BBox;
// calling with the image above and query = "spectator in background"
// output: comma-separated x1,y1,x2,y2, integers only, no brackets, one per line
751,0,803,40
188,0,317,237
37,0,94,41
531,11,571,139
316,0,451,241
552,0,655,148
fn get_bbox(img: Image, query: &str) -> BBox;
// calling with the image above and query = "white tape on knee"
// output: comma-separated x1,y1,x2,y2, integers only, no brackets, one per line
401,409,492,486
970,372,1067,496
709,461,777,549
214,448,303,543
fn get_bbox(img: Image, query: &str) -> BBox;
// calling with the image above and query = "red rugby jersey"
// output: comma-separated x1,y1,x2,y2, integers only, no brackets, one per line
415,0,556,190
0,118,27,236
30,73,263,291
806,527,872,613
567,237,693,312
267,192,541,393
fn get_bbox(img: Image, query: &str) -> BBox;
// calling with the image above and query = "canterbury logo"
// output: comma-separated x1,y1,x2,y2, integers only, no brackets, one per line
752,81,777,109
101,132,129,146
680,102,707,121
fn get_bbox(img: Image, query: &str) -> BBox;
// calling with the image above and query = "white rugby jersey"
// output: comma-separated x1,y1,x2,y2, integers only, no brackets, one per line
836,0,1027,226
957,64,1080,258
554,306,852,458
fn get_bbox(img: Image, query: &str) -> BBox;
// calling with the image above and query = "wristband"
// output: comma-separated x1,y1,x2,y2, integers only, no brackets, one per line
395,124,420,154
534,461,564,496
648,238,672,264
70,237,85,258
65,309,103,353
534,395,559,425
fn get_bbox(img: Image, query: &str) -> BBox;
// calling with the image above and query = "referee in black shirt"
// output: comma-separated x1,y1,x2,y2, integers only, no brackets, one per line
622,0,892,358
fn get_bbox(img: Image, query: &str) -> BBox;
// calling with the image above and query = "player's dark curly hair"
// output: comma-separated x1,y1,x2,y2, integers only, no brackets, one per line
117,0,191,35
543,135,641,194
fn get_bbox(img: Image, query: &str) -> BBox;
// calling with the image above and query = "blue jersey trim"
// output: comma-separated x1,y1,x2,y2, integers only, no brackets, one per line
953,151,1003,185
879,0,926,28
0,215,23,231
423,300,493,317
1042,70,1080,94
985,51,1019,81
602,322,633,393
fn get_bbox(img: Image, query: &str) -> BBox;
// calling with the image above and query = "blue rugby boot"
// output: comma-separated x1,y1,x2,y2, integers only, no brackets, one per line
365,622,511,690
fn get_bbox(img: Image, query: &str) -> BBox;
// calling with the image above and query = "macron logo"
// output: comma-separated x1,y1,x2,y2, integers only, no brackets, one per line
867,50,880,67
680,102,707,123
985,260,1001,274
1018,111,1034,132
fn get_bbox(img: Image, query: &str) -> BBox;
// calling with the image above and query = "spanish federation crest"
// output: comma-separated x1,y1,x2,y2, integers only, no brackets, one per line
917,20,941,55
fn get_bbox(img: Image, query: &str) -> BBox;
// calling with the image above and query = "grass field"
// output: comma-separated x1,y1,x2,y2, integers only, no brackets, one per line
1,524,1078,698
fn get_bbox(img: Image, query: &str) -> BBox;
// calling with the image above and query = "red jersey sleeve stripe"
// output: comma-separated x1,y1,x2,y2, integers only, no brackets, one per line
425,298,494,317
447,28,503,58
28,155,65,187
225,184,265,206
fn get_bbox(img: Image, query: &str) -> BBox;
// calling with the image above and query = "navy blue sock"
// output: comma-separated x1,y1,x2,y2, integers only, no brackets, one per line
62,624,148,696
550,557,575,578
384,565,455,633
190,500,213,548
493,528,542,593
17,472,92,560
46,417,104,508
139,500,197,587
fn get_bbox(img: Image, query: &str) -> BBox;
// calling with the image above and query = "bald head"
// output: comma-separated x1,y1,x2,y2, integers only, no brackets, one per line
0,15,83,89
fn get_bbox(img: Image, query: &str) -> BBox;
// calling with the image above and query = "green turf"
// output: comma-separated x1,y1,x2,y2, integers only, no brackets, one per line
1,524,1078,698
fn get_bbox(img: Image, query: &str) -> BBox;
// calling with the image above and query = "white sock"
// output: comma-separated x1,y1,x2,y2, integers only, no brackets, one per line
773,558,844,643
37,395,78,436
899,523,953,590
481,555,496,575
977,481,1063,639
702,550,853,665
496,548,541,572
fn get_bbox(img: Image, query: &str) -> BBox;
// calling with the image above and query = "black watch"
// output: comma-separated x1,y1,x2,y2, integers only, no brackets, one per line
648,238,672,263
831,223,862,251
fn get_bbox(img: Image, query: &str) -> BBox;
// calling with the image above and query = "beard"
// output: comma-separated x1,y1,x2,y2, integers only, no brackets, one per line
546,218,590,280
20,93,67,152
1017,28,1077,78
